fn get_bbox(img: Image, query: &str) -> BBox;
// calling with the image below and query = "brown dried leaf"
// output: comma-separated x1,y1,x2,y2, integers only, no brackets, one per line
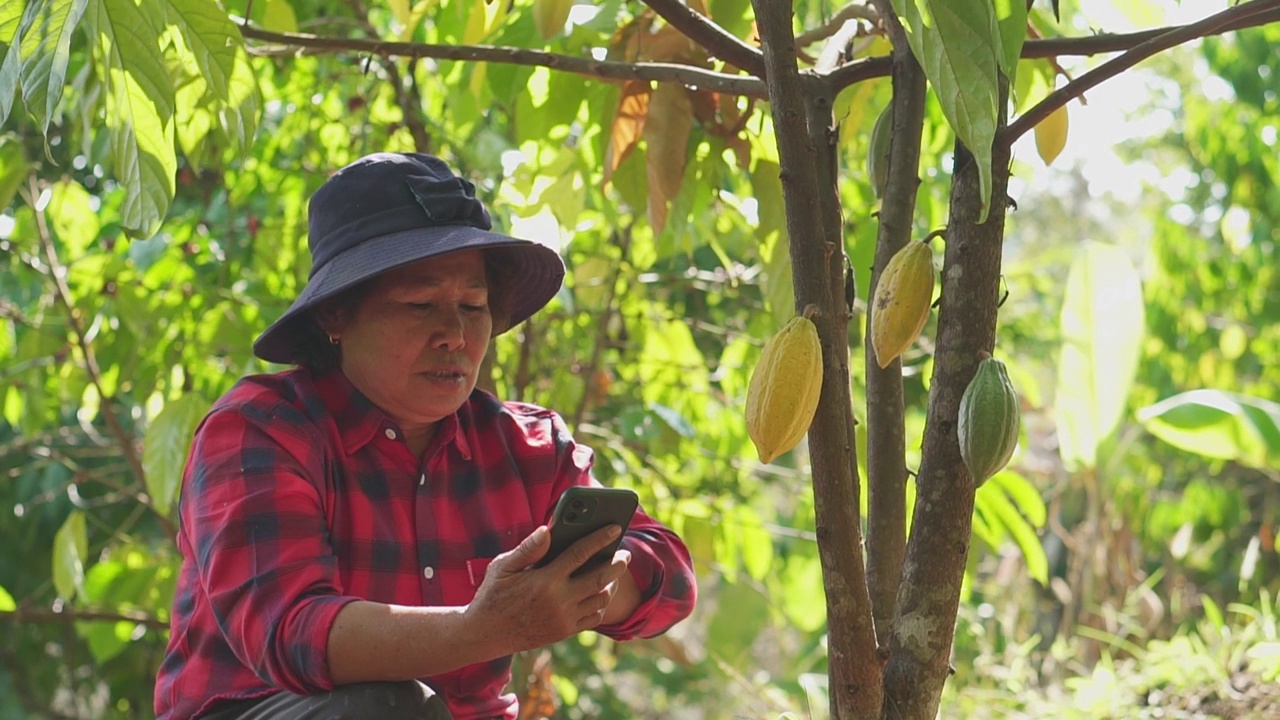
644,83,693,233
604,81,651,186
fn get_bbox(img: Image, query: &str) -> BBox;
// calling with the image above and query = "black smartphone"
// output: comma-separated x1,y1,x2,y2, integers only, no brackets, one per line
536,486,638,576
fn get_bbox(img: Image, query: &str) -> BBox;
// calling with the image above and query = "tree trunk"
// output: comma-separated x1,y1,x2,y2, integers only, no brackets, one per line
881,85,1012,720
749,1,883,717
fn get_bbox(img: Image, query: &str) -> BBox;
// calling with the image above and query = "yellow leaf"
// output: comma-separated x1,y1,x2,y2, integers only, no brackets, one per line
604,81,651,185
644,83,693,233
532,0,573,40
1034,104,1069,166
389,0,411,27
261,0,298,33
464,0,500,44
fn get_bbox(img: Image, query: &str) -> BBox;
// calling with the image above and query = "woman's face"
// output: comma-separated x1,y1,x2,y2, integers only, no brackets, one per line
327,249,493,434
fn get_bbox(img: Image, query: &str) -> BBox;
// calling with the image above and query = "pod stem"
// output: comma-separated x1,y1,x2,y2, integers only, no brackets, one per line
922,228,947,246
802,304,820,319
977,350,993,361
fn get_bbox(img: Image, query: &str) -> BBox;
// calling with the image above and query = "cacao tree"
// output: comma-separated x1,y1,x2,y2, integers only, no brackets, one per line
2,0,1279,718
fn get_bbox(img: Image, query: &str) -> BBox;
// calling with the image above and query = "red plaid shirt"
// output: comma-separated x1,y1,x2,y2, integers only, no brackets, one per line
154,367,696,720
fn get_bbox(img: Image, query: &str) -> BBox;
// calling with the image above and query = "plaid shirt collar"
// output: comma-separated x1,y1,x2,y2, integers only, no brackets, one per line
313,367,472,460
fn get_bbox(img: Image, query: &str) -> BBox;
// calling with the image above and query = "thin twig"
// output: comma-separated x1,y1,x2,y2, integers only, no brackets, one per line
342,0,431,151
237,24,769,99
641,0,765,76
797,3,879,49
0,607,168,631
24,177,178,541
1004,0,1280,145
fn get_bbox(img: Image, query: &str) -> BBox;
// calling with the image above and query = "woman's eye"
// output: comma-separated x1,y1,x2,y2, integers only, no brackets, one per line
462,304,488,313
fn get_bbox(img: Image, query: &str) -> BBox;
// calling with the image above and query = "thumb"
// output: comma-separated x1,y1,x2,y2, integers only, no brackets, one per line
501,525,550,571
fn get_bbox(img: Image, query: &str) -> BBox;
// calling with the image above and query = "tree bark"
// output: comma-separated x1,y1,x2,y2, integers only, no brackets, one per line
749,1,882,717
863,1,927,645
881,84,1011,720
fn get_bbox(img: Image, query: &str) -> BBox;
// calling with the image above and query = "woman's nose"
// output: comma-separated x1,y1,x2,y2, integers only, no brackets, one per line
430,309,466,350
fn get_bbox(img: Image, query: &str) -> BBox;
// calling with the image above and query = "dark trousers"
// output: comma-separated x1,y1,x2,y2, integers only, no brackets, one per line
198,681,455,720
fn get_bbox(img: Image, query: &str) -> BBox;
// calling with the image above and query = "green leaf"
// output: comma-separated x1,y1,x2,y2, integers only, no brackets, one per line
161,0,237,102
77,620,134,664
261,0,297,33
16,0,89,132
1053,241,1145,470
1137,390,1280,469
0,584,14,611
891,0,1001,222
47,179,98,257
53,510,88,601
0,136,28,210
142,392,210,517
987,469,1046,527
0,0,41,125
85,0,177,238
993,0,1027,84
977,479,1048,584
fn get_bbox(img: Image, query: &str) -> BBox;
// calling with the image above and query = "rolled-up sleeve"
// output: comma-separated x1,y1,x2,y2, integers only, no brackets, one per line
182,404,359,693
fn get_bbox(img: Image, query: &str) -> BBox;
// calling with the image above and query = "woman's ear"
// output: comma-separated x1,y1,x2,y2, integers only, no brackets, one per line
313,303,347,339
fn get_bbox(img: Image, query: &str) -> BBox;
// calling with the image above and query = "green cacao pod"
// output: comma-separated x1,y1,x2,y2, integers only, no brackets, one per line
957,354,1021,487
746,310,823,464
870,239,935,368
867,105,892,198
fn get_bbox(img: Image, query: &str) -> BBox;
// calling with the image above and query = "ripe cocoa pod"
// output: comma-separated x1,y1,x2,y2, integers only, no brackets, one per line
867,106,892,198
1035,104,1069,166
957,353,1021,487
870,239,935,368
746,309,823,463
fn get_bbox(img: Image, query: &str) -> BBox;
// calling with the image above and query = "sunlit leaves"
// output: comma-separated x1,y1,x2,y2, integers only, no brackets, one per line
890,0,1002,222
1054,242,1145,470
604,80,649,185
0,584,14,611
142,393,210,517
1137,390,1280,470
53,510,88,601
973,471,1047,584
0,0,89,131
46,179,98,257
84,0,175,238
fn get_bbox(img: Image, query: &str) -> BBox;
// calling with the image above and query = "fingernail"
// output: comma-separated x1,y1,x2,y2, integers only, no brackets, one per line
534,526,548,541
609,525,622,538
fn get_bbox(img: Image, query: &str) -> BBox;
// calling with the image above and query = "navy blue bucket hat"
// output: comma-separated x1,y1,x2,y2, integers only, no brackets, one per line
252,152,566,364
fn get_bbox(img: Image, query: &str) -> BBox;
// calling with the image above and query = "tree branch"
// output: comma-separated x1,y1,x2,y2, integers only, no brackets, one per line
864,0,924,652
640,0,766,76
1004,0,1280,145
750,0,881,717
0,607,168,631
238,25,769,99
24,178,176,542
342,0,432,152
824,1,1280,91
797,3,879,49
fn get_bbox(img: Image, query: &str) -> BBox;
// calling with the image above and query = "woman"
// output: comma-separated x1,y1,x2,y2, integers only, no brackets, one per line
154,153,697,720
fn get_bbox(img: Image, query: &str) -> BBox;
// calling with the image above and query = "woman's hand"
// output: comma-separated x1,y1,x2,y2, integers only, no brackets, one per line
464,525,632,658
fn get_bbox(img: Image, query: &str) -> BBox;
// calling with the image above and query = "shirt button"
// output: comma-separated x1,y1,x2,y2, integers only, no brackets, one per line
384,428,397,440
419,473,426,486
423,566,434,580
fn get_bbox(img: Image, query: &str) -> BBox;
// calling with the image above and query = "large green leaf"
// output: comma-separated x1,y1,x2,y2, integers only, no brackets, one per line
162,0,258,155
976,474,1048,584
993,0,1027,83
142,392,210,517
1137,390,1280,470
53,510,88,601
1053,241,1145,470
85,0,176,238
0,0,40,125
890,0,1001,222
16,0,89,132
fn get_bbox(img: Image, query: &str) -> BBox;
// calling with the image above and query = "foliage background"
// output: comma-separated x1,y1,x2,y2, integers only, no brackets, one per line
1,0,1278,717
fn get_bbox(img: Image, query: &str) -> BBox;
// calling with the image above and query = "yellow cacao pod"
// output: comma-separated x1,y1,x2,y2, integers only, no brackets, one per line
871,240,935,368
1035,104,1069,166
867,105,892,198
957,354,1021,487
745,312,823,464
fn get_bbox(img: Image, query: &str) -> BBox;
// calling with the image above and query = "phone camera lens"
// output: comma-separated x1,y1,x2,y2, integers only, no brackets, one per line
571,500,586,510
566,511,579,522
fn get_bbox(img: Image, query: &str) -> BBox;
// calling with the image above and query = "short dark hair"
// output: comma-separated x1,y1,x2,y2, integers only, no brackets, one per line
287,251,521,372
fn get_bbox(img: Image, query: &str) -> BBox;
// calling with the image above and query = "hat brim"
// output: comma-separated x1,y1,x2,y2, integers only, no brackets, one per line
252,225,565,364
